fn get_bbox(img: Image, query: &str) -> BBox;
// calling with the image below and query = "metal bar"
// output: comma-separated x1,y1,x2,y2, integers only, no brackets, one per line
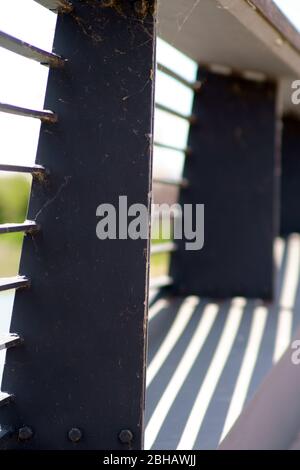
34,0,73,13
154,141,191,156
0,163,46,178
155,103,196,124
0,276,30,292
150,276,173,290
280,115,300,235
0,221,39,235
153,177,189,188
0,102,57,123
0,30,65,67
151,242,177,255
0,334,22,352
157,63,201,92
0,0,157,450
0,394,13,408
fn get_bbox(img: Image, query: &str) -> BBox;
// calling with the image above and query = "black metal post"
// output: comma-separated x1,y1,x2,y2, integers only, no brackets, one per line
0,0,156,450
170,68,279,300
280,114,300,235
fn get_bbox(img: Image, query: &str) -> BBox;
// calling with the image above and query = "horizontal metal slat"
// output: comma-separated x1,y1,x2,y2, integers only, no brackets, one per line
153,177,189,188
154,141,192,156
34,0,73,13
0,102,57,123
0,220,39,235
152,209,182,221
0,393,13,408
0,163,46,178
155,103,196,124
0,276,30,292
151,242,177,255
0,30,65,67
157,63,202,92
0,334,23,352
150,276,174,290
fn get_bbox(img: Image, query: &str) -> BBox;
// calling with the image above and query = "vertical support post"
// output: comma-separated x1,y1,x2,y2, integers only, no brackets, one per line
0,0,156,449
170,69,279,299
280,115,300,235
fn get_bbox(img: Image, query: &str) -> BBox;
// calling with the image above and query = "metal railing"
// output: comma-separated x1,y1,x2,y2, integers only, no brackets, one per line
0,0,71,438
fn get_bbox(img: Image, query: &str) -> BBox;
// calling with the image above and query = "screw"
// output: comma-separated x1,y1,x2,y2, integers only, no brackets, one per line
68,427,82,443
118,429,133,444
18,426,33,441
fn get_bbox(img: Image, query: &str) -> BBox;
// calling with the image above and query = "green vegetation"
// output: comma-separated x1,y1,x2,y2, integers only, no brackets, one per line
0,175,31,277
150,220,171,278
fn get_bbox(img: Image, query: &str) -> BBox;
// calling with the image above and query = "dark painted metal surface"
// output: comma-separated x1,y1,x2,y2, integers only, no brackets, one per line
280,115,300,235
170,69,279,299
0,30,64,67
0,0,156,450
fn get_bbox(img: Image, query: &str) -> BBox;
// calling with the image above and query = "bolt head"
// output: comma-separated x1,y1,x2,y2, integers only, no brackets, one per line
119,429,133,444
68,427,82,443
18,426,33,441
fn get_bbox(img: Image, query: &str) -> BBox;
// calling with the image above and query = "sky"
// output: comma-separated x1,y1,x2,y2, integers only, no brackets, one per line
274,0,300,31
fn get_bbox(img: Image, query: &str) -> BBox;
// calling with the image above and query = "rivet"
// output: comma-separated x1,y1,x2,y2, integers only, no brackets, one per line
18,426,33,441
68,427,83,443
119,429,133,444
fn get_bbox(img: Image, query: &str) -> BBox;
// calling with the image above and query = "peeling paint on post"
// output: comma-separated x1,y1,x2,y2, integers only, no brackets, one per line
0,0,157,450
